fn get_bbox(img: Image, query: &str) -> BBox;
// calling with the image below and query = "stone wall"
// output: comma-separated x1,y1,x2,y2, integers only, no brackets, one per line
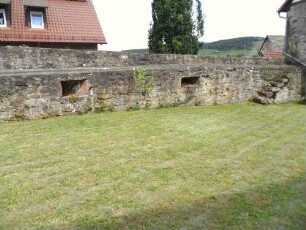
0,46,304,121
0,46,285,70
0,63,302,121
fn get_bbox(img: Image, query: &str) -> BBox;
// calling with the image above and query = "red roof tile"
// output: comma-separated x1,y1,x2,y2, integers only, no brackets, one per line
278,0,293,12
260,51,284,58
0,0,106,44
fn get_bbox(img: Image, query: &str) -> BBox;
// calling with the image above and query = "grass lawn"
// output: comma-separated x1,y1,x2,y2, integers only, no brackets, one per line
0,103,305,229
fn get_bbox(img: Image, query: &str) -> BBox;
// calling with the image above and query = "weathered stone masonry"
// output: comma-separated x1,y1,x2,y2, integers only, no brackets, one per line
0,46,287,70
285,0,306,64
0,46,304,121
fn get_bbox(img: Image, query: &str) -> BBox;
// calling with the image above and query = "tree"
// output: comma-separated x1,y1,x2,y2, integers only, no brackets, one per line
148,0,204,55
195,0,204,38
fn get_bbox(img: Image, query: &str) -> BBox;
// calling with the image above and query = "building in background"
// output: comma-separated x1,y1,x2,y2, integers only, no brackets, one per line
0,0,106,50
258,35,284,57
278,0,306,66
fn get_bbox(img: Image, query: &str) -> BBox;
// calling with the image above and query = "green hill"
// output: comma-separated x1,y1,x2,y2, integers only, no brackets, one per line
121,49,149,54
122,37,265,57
198,36,264,57
201,37,264,51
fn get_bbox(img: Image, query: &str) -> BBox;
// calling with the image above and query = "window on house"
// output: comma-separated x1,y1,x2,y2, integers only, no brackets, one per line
0,1,11,27
24,0,47,29
30,11,44,29
0,9,7,27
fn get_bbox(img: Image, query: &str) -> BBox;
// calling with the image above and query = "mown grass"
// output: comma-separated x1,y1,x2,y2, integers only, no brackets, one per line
0,103,305,229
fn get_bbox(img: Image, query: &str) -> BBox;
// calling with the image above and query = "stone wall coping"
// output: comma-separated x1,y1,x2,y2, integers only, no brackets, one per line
0,64,298,78
0,46,287,71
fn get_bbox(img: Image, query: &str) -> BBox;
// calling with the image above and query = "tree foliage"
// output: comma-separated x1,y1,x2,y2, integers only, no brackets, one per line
148,0,204,55
195,0,204,38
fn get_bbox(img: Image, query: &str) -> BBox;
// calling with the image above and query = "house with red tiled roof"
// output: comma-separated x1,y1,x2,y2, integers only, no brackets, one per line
278,0,306,66
0,0,106,50
258,35,285,58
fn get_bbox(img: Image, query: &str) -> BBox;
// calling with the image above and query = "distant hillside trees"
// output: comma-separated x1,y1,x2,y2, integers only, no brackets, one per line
201,37,264,51
148,0,204,55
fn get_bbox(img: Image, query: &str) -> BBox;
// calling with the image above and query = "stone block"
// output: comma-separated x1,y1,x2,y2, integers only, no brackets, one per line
276,82,285,88
259,91,274,98
282,78,289,83
13,79,27,87
271,87,281,92
24,99,36,108
275,87,290,103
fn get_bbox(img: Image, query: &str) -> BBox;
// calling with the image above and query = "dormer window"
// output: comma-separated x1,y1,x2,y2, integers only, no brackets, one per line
24,0,47,29
0,9,7,27
30,11,44,29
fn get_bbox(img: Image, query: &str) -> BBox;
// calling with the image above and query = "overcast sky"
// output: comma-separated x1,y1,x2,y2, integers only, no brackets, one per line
92,0,286,51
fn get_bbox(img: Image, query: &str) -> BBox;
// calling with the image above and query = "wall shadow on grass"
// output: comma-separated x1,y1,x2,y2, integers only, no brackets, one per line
71,175,306,230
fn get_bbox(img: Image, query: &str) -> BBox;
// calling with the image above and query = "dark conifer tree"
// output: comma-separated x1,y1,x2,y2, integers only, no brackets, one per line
195,0,204,38
148,0,204,54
